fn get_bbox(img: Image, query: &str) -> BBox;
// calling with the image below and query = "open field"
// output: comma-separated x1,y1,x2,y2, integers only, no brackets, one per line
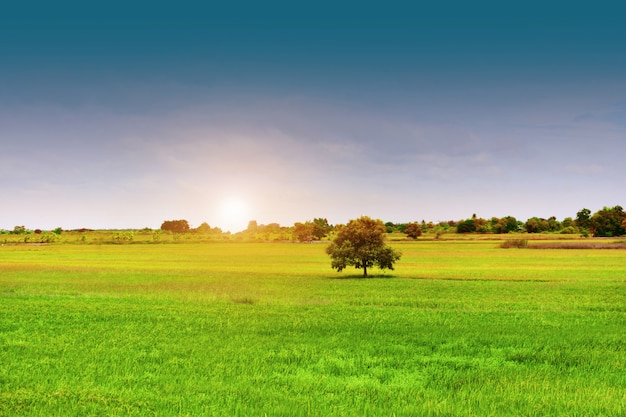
1,240,625,416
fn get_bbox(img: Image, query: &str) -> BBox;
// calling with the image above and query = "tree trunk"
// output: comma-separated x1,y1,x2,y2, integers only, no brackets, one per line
363,263,368,277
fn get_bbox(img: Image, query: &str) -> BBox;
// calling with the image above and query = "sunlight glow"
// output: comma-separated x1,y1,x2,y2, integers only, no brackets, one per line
218,197,251,233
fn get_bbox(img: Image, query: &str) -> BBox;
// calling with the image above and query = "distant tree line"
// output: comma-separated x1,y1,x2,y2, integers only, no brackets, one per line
374,206,626,238
240,206,624,240
293,218,333,242
4,206,624,242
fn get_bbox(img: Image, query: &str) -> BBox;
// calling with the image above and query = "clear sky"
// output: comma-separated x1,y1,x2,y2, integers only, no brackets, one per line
2,2,625,232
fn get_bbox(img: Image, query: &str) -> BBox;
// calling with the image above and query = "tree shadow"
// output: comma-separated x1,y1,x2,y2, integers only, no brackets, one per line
327,273,397,280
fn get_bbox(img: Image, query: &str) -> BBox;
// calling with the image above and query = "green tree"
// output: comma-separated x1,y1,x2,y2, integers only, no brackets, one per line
547,216,561,232
326,216,402,277
575,208,591,235
493,216,520,234
12,225,26,235
456,219,476,234
312,218,332,240
590,206,625,237
562,217,575,229
524,217,560,233
524,217,541,233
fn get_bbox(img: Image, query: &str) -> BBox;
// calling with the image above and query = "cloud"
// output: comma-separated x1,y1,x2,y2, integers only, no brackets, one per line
565,164,605,176
2,75,625,230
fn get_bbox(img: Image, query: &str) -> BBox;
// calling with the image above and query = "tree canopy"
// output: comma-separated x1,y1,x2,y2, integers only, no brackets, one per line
160,219,190,233
405,222,422,239
293,218,332,242
326,216,401,277
590,206,625,237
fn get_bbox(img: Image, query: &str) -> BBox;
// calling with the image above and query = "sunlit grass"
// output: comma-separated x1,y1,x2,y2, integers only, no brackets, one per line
1,240,625,416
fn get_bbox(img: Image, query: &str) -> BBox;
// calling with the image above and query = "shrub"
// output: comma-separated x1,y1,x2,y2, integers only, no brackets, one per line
530,241,626,249
40,233,59,243
456,219,476,234
500,239,528,249
12,226,26,235
112,231,134,243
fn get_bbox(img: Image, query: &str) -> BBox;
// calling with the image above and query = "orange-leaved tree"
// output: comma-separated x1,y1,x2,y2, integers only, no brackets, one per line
326,216,401,277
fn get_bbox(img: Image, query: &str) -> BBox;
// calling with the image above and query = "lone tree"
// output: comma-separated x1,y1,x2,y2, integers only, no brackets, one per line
326,216,402,277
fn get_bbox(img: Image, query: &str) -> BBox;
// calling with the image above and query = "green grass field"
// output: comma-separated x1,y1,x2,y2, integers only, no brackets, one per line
1,240,625,416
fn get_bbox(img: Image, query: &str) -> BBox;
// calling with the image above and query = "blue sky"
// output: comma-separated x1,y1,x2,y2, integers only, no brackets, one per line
2,2,625,231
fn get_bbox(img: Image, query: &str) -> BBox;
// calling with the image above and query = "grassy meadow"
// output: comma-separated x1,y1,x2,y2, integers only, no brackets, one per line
1,238,625,416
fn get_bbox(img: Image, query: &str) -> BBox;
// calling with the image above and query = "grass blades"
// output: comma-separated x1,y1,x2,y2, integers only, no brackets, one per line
1,241,625,416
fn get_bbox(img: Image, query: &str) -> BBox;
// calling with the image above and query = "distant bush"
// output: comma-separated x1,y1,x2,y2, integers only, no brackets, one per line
500,239,528,249
232,297,256,305
12,226,26,235
530,241,626,249
456,219,476,234
161,220,190,233
112,231,134,243
560,226,578,234
40,233,59,243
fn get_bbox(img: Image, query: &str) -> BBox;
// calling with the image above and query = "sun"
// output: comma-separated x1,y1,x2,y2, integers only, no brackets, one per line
218,197,251,233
